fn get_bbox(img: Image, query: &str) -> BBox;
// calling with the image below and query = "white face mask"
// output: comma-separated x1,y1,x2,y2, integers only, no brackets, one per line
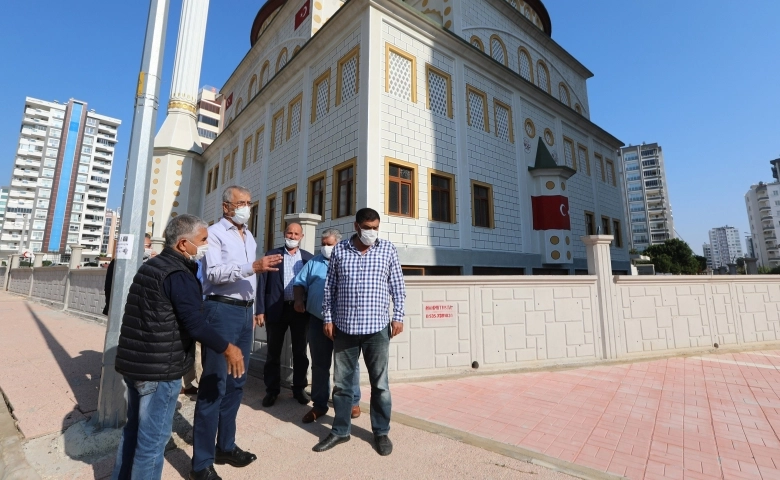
321,245,334,259
187,240,209,262
231,205,251,225
359,228,379,246
143,248,153,259
285,238,299,249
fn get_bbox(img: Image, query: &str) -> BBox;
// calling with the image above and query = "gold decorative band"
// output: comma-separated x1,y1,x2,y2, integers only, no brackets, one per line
167,100,197,114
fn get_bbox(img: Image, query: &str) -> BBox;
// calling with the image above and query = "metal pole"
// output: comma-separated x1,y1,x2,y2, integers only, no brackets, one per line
95,0,170,429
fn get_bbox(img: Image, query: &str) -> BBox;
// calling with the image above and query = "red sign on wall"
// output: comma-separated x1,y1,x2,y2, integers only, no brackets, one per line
225,93,233,109
294,0,310,30
531,195,571,230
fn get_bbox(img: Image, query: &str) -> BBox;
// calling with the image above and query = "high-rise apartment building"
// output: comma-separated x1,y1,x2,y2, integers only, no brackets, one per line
196,86,220,147
0,97,121,259
100,208,120,256
707,226,743,268
702,243,713,269
0,187,8,228
745,158,780,268
745,235,756,258
619,143,674,251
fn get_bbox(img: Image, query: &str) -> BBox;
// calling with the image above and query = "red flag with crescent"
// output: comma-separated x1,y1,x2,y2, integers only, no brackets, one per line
531,195,571,230
295,0,310,29
225,93,233,109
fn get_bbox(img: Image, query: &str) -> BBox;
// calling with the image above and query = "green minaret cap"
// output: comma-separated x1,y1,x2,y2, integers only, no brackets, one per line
530,136,558,170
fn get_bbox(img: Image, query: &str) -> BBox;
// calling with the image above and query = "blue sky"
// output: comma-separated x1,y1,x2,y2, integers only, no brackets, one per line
1,0,778,254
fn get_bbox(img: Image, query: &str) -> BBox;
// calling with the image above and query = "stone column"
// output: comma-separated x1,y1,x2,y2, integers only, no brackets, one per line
744,257,759,275
33,254,43,268
582,235,618,360
727,263,738,275
64,245,84,311
151,236,165,254
10,254,20,269
718,266,728,275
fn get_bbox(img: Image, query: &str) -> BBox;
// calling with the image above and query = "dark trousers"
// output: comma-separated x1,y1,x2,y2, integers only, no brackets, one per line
263,303,310,395
192,301,252,472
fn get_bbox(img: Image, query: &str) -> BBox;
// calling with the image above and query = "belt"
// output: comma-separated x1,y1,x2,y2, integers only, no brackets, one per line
283,300,296,306
206,295,254,308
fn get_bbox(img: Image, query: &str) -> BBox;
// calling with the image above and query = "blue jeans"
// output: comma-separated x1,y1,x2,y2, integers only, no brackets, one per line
331,324,391,437
308,315,360,412
192,301,252,472
111,376,182,480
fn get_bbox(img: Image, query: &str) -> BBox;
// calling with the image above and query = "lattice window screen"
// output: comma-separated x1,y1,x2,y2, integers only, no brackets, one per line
559,85,570,106
428,70,448,117
537,64,549,91
577,147,589,175
495,105,510,142
490,38,505,65
519,51,532,81
255,133,265,163
315,78,329,121
468,92,486,131
340,57,358,102
273,115,284,148
290,102,301,137
388,51,412,101
563,140,575,169
277,51,288,71
471,38,482,49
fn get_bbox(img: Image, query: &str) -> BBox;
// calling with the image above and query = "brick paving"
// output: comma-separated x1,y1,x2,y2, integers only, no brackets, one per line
390,352,780,479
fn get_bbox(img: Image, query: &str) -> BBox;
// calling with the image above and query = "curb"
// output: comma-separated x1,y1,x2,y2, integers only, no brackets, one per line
378,405,626,480
0,389,41,480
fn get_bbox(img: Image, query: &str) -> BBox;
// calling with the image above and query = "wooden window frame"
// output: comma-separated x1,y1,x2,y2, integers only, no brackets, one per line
594,153,605,182
260,61,270,86
311,69,331,124
308,171,326,218
470,36,484,52
221,155,229,184
292,45,301,56
270,108,284,151
242,137,252,171
471,180,494,229
332,158,357,219
253,126,264,164
517,47,534,82
206,168,213,194
428,169,456,223
248,201,260,237
385,157,419,218
466,85,489,132
613,219,623,247
276,48,288,73
286,93,303,140
493,99,514,143
584,211,595,236
335,45,360,107
281,184,297,231
601,216,611,236
230,148,238,179
577,144,590,176
385,44,417,103
562,136,576,170
536,60,551,93
489,34,508,66
425,64,453,118
265,194,277,252
558,82,571,107
234,98,243,113
606,159,617,186
248,74,257,100
575,103,582,115
212,164,220,190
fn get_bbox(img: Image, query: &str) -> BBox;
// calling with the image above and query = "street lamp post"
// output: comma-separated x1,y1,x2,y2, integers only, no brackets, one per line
95,0,170,429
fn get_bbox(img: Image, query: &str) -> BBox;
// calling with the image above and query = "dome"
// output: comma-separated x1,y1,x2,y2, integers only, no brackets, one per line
250,0,288,46
508,0,552,35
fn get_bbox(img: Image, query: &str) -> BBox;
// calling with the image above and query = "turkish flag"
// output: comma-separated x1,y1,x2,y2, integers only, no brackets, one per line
532,195,571,230
294,0,310,30
225,93,233,109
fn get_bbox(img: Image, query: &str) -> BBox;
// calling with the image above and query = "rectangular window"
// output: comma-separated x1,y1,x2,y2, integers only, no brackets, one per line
254,126,265,164
86,118,97,126
49,128,61,138
429,170,455,223
425,64,452,118
311,69,331,123
493,100,514,143
336,46,359,106
82,145,92,154
242,137,252,170
42,168,54,178
577,144,590,176
75,184,86,193
266,195,276,252
332,159,356,218
222,156,229,184
80,155,91,164
248,202,259,237
47,138,60,147
562,137,576,170
594,153,605,182
72,203,82,212
82,136,93,145
282,185,296,231
270,109,284,151
601,216,611,235
386,159,417,218
206,169,213,194
385,44,417,103
212,164,220,190
69,214,80,224
286,93,303,140
308,172,326,217
46,148,58,157
466,85,489,132
585,212,595,235
613,219,623,247
605,159,616,186
230,149,237,179
471,181,494,228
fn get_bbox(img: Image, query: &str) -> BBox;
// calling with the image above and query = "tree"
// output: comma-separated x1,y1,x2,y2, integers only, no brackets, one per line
694,255,707,273
643,239,701,274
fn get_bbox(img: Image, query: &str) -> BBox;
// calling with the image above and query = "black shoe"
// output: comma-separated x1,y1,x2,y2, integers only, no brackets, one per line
189,465,222,480
312,433,351,452
215,445,257,468
374,435,393,456
262,393,278,407
293,390,311,405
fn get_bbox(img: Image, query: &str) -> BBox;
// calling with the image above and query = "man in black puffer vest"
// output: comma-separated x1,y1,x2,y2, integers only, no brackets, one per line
111,214,245,480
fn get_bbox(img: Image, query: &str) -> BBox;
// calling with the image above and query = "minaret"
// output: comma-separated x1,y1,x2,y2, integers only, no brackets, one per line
148,0,210,236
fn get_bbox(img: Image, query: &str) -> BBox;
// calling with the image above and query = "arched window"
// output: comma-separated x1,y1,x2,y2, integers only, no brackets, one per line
293,45,301,56
260,61,270,86
276,48,288,73
248,74,257,99
575,104,582,115
536,60,550,93
235,98,243,113
518,47,533,82
558,82,570,107
470,36,484,52
489,35,507,66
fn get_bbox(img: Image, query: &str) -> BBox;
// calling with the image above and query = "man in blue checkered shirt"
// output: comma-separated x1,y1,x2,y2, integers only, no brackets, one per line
313,208,405,456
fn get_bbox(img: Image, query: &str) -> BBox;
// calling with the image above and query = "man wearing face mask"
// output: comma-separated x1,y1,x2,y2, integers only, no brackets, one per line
292,229,362,424
143,233,157,260
313,208,405,456
112,215,244,480
192,186,283,480
257,222,313,407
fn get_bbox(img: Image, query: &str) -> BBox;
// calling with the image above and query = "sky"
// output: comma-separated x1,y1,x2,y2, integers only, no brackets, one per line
0,0,778,254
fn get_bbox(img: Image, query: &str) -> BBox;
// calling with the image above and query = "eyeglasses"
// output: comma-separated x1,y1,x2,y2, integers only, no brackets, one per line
225,201,252,208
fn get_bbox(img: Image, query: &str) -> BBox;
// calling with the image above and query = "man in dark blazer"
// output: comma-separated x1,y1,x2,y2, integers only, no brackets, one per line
257,222,313,407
